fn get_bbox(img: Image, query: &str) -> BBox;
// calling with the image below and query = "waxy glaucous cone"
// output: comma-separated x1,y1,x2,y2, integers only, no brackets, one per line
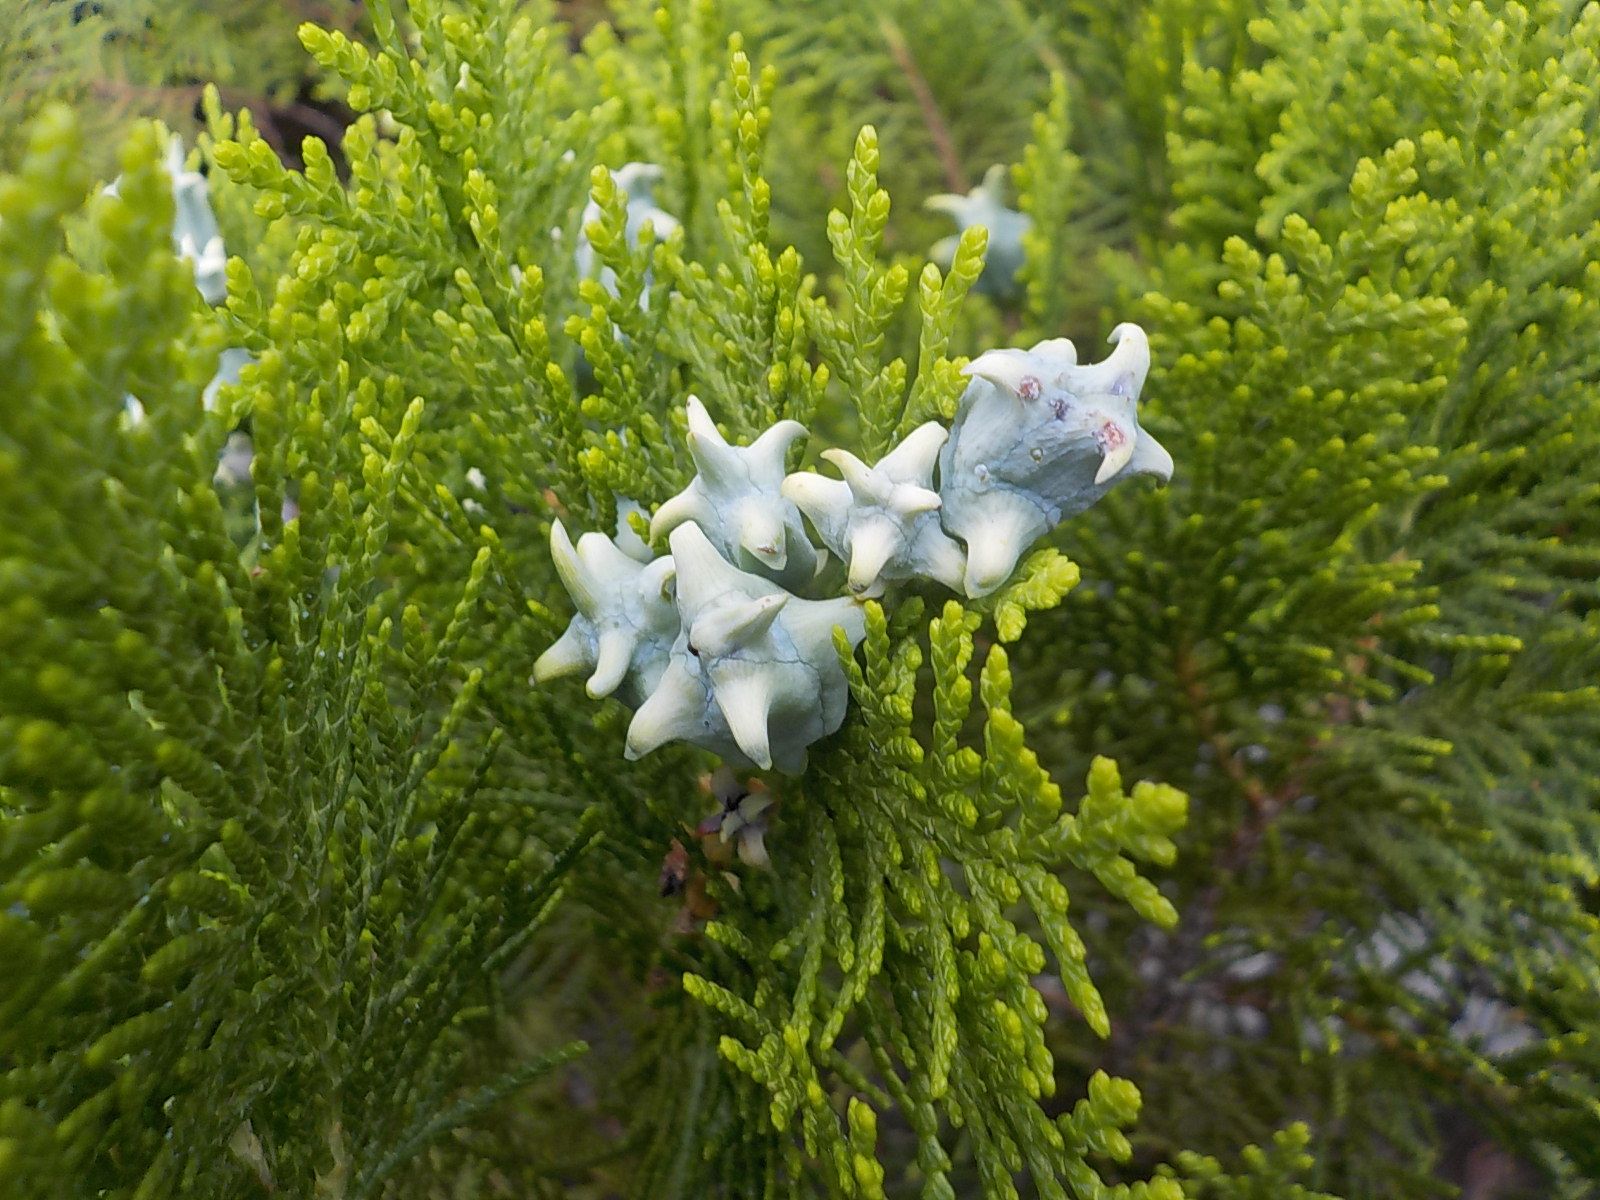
533,520,679,705
782,421,966,597
625,523,865,774
926,163,1031,300
939,324,1173,597
650,396,819,590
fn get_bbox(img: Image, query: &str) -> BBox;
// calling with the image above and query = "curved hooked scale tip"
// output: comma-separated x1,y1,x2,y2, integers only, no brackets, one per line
707,664,776,770
780,472,850,529
877,422,949,483
549,520,599,616
539,522,681,705
624,659,707,761
820,447,883,503
890,483,942,515
1093,418,1138,486
682,394,746,483
962,348,1042,398
532,622,591,684
575,528,639,580
648,489,711,546
683,394,720,442
1079,322,1151,398
847,521,900,597
689,593,789,659
587,628,634,699
748,419,810,475
1131,430,1175,482
1033,337,1078,368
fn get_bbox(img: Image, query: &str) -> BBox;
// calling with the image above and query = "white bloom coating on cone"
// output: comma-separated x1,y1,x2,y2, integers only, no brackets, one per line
574,161,681,301
106,135,227,305
650,396,819,590
926,164,1032,299
533,520,680,705
625,523,865,774
939,324,1174,598
782,422,966,597
613,497,654,562
163,135,229,306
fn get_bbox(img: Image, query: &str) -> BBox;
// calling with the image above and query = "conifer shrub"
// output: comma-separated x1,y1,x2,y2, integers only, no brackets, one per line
2,1,1598,1198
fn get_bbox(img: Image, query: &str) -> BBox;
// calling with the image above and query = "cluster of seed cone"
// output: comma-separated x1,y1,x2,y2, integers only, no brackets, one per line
534,325,1172,774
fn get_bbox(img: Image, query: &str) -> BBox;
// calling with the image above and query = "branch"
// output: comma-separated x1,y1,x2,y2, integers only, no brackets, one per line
876,15,968,194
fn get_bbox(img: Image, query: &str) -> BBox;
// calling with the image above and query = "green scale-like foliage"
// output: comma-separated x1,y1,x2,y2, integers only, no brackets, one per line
7,0,1600,1196
1010,0,1600,1192
0,110,598,1196
0,0,1224,1194
676,575,1191,1198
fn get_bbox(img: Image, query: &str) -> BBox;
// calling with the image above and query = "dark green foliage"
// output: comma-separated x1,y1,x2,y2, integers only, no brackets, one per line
0,105,603,1195
0,0,361,176
1033,3,1600,1192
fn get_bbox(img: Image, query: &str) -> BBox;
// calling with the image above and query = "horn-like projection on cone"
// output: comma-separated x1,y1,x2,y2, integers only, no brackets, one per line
709,666,776,770
625,660,712,761
652,396,817,590
847,521,899,597
533,624,590,684
588,628,634,699
939,323,1170,595
1093,420,1137,486
541,323,1170,774
535,523,680,707
956,499,1048,599
785,423,966,598
689,592,788,658
620,521,867,773
962,348,1041,397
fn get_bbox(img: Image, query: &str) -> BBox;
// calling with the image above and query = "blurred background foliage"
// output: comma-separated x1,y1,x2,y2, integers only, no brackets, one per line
0,0,365,173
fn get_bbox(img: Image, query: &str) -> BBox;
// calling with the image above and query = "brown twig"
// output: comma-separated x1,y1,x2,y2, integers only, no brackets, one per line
876,14,968,195
997,0,1068,78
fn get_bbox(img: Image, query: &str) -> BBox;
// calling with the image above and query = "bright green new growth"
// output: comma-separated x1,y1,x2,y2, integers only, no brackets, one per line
0,109,594,1195
680,590,1188,1198
2,1,1191,1194
6,0,1600,1196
